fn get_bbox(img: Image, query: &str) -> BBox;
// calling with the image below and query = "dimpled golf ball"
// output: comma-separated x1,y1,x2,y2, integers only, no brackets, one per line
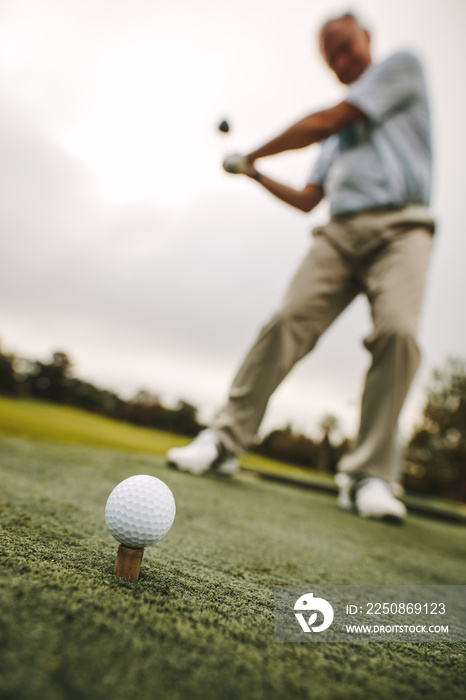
105,475,176,549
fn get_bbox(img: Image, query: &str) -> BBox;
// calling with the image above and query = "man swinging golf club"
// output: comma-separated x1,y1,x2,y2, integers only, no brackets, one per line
167,12,435,522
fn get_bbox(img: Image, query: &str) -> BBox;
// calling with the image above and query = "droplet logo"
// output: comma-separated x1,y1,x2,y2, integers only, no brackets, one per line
294,592,334,633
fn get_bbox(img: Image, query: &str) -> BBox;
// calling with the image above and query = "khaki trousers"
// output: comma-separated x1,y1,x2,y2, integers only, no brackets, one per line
212,205,434,482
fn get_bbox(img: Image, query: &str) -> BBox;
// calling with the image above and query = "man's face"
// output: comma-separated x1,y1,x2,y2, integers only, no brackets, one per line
320,18,371,85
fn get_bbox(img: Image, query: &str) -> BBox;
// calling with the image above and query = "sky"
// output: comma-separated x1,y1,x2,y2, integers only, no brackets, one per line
0,0,465,442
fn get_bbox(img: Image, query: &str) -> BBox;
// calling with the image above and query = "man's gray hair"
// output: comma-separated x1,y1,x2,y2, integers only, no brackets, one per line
318,11,365,40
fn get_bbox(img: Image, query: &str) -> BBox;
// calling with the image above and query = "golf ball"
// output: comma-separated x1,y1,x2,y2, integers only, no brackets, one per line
105,475,176,549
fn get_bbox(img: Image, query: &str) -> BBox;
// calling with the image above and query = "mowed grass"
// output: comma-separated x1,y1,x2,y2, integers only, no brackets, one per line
0,397,333,484
0,396,188,455
0,399,465,700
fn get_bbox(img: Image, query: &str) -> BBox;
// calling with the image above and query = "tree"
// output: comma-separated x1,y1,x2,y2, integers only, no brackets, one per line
0,346,16,395
28,351,74,403
404,358,466,501
317,414,340,474
255,425,321,469
124,393,204,436
319,414,339,439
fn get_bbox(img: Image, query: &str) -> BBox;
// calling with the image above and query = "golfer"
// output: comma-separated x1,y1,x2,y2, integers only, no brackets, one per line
167,13,435,521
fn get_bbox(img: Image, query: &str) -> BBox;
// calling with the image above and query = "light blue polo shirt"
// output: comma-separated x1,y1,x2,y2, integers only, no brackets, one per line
308,51,432,217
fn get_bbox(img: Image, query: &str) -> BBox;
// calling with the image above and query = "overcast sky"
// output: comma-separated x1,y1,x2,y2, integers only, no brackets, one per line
1,0,465,441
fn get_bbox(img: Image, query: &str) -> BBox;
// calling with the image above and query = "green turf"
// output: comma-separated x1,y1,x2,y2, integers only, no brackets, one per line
2,397,464,524
0,397,337,484
0,396,190,455
0,435,465,700
0,397,317,475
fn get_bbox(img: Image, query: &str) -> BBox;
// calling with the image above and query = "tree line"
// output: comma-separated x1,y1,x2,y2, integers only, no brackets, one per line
0,348,203,437
403,358,466,502
0,344,465,501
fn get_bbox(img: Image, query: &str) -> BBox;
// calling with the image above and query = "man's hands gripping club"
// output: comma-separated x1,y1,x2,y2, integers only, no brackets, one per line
221,101,365,213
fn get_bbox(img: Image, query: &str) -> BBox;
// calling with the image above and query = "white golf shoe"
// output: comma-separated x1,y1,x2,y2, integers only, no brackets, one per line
166,429,239,476
337,474,406,522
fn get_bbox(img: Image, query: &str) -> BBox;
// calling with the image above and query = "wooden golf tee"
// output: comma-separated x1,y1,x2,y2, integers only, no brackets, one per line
113,544,144,580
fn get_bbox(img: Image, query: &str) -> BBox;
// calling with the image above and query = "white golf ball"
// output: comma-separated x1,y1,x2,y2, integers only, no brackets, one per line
105,475,176,549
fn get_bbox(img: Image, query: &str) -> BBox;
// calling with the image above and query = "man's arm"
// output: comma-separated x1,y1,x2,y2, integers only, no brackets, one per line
246,101,367,162
244,168,324,213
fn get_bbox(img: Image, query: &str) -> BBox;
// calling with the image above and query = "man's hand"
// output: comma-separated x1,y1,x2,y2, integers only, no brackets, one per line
222,151,322,212
222,154,252,174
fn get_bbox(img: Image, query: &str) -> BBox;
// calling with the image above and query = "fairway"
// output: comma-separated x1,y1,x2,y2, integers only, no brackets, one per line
1,434,465,700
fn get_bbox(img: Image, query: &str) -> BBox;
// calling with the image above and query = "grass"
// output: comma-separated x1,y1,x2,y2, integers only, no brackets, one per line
0,397,335,484
1,397,464,522
0,396,187,455
0,398,465,699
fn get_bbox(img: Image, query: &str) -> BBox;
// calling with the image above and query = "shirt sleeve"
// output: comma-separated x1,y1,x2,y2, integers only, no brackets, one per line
307,136,338,186
345,51,426,125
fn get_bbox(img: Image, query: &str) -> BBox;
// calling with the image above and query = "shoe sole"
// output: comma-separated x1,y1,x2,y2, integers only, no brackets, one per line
358,510,406,524
166,458,238,477
216,458,239,476
166,459,209,475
